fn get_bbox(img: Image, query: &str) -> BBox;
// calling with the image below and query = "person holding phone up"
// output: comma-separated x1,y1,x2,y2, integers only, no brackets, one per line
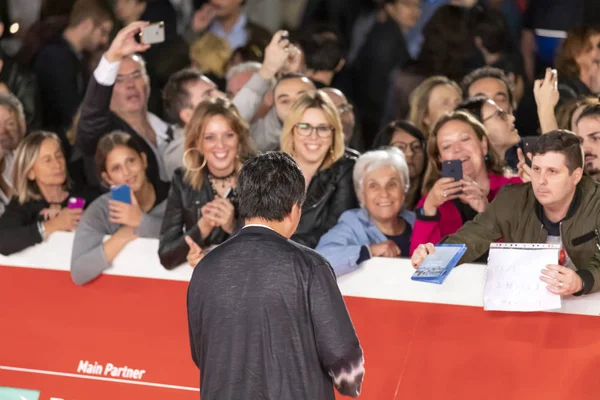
0,132,95,255
70,131,170,285
409,111,521,255
158,97,255,269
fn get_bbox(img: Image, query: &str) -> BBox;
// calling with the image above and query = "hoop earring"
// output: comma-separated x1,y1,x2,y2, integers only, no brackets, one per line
183,148,206,172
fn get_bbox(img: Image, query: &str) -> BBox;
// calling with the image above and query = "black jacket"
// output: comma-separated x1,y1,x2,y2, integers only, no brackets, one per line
158,168,238,269
75,76,165,191
187,225,364,400
352,16,411,144
34,34,87,137
557,75,594,107
0,50,42,130
0,187,95,255
292,150,359,249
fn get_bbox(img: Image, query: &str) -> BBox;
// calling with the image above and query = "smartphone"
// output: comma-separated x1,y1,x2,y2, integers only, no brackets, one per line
442,160,463,182
67,197,85,209
110,184,131,204
523,139,537,168
140,22,165,45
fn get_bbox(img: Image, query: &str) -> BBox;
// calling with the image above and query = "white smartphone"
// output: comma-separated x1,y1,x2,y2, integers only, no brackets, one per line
140,22,165,45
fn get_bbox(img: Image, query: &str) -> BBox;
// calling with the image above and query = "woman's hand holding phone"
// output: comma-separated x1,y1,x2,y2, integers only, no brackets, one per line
109,188,142,228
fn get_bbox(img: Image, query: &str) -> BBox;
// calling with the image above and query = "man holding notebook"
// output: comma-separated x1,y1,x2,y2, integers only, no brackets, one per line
412,130,600,296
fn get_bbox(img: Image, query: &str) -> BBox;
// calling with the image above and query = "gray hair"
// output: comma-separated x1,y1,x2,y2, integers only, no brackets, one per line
353,147,410,199
226,61,276,90
226,61,261,80
0,92,25,124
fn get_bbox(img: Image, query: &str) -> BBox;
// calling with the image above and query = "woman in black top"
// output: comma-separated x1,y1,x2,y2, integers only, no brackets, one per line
0,131,94,255
280,90,358,249
158,97,255,269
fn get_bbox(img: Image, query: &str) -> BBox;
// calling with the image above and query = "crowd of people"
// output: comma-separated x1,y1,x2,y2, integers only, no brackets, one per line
0,0,597,290
0,0,599,397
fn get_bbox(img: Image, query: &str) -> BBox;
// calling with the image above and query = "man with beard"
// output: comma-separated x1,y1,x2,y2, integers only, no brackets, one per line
576,104,600,181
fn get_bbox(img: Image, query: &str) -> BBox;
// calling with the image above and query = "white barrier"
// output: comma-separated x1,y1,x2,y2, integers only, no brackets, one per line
1,232,599,316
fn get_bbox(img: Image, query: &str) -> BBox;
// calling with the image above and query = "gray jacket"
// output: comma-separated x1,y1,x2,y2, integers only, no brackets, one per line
162,72,277,176
70,184,169,285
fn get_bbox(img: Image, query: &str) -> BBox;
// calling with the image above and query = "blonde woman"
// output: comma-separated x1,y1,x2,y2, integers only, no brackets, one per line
281,90,358,248
408,76,462,138
158,97,254,269
0,131,93,255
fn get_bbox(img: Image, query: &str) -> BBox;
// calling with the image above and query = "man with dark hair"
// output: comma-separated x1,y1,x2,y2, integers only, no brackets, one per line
300,25,346,88
187,151,364,400
322,87,355,146
35,0,114,138
461,66,514,114
413,130,600,296
575,104,600,182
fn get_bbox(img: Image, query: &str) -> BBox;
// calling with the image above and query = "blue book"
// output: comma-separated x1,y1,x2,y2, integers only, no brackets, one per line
411,244,467,285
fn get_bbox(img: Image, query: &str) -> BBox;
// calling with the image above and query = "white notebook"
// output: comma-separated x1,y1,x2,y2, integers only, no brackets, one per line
484,243,562,312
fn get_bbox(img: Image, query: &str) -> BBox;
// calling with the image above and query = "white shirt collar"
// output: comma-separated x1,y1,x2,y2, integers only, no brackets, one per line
243,223,275,232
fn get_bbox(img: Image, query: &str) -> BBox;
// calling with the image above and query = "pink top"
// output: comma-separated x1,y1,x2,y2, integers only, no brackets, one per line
409,173,522,255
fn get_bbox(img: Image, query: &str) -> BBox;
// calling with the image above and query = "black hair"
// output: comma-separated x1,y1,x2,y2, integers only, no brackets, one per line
576,103,600,126
162,67,205,125
416,5,473,80
532,130,583,174
461,66,514,107
238,152,306,221
473,8,511,54
372,120,425,150
456,95,490,122
299,24,346,72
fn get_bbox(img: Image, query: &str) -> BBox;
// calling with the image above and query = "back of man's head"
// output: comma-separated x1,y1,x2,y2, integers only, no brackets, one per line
238,152,306,223
532,130,584,174
300,25,346,73
69,0,114,28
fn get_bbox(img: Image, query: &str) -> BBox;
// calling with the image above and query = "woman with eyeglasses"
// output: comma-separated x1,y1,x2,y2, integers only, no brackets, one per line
410,111,521,255
280,90,358,248
457,96,521,170
373,120,427,210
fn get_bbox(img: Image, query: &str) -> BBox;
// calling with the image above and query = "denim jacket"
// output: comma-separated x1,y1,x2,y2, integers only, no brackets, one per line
316,207,416,276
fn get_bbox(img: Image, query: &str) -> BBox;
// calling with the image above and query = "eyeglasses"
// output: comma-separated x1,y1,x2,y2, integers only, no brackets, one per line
115,70,144,84
338,103,354,115
483,108,509,122
391,141,424,154
294,122,335,138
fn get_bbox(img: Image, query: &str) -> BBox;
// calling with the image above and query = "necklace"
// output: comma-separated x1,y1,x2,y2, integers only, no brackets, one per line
208,171,236,190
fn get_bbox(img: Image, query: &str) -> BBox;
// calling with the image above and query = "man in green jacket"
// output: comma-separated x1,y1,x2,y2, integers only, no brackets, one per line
412,130,600,296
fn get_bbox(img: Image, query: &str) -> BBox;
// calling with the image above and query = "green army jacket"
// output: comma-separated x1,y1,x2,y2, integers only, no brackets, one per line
445,176,600,294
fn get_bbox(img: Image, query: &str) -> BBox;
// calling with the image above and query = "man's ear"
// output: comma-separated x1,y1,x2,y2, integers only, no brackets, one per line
334,59,346,73
474,36,484,50
180,108,193,125
573,167,583,185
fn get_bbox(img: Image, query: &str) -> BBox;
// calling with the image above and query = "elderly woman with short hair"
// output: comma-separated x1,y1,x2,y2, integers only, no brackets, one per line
316,147,416,276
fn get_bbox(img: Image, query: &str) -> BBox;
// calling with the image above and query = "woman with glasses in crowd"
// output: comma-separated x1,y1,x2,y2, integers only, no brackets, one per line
316,147,416,276
410,111,521,255
70,131,170,285
407,76,462,138
457,96,521,170
0,131,94,255
158,97,254,269
373,120,427,210
280,90,358,248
